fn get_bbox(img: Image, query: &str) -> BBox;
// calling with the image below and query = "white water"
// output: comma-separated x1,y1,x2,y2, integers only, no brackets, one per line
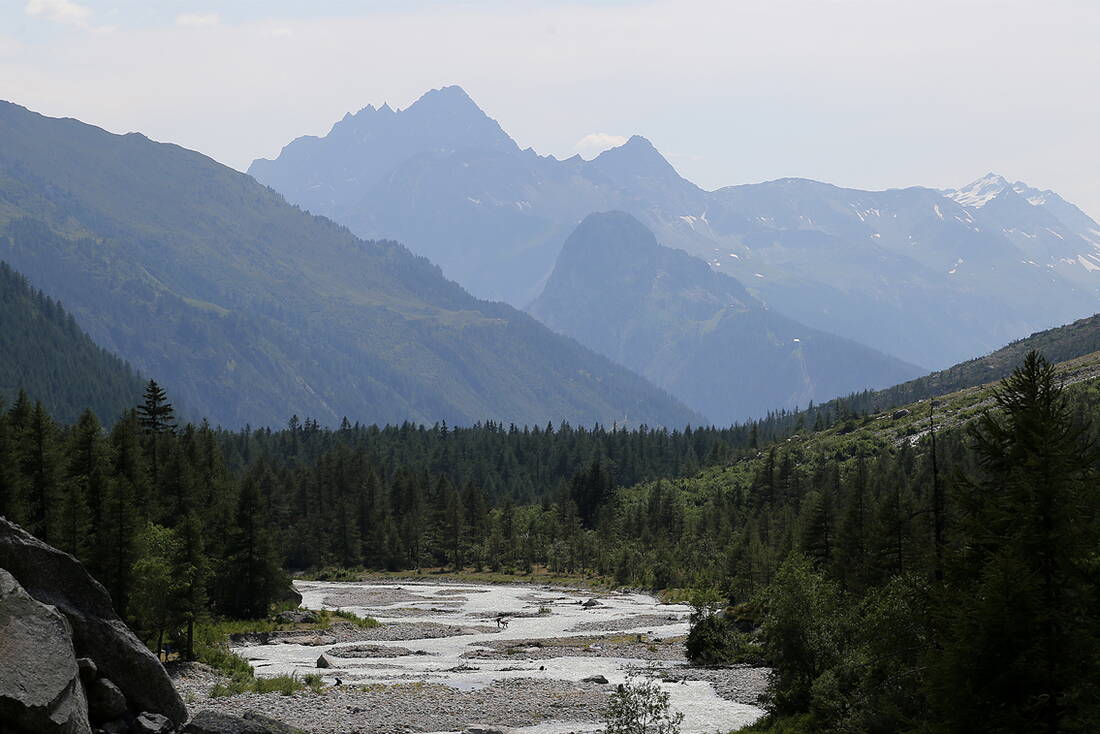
233,581,765,733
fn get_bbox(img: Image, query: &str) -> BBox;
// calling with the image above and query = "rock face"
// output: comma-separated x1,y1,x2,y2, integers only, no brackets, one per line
0,568,92,734
0,517,187,727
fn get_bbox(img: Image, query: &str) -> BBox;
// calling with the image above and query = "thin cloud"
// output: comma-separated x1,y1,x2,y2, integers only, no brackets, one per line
575,132,628,158
24,0,91,25
176,13,221,29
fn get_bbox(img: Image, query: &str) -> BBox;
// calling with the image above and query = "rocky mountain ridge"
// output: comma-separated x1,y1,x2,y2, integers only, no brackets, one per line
250,86,1100,370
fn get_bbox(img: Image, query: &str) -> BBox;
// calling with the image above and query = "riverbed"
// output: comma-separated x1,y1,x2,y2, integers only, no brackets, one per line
223,580,766,733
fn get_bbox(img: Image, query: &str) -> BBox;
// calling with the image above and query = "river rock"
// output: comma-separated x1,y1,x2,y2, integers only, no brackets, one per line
243,711,308,733
185,710,301,734
0,517,186,726
582,598,602,608
0,568,92,734
275,609,319,624
464,727,514,734
86,677,128,723
582,674,609,684
134,712,173,734
316,654,332,668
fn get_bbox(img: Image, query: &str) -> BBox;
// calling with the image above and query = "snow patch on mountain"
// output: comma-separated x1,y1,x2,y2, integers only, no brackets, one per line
944,173,1009,208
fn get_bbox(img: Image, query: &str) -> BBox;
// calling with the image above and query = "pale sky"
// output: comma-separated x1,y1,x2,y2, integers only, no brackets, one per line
3,0,1099,217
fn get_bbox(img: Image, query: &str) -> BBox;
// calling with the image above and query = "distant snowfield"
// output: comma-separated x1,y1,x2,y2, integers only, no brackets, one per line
235,580,766,734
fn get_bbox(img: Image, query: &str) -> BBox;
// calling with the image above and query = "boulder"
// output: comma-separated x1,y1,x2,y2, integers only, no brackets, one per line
134,712,173,734
274,609,319,624
582,598,602,608
274,583,303,609
102,719,131,734
582,674,609,684
316,654,332,668
463,727,513,734
0,568,92,734
76,657,98,683
243,711,308,733
86,678,128,723
0,517,187,726
184,710,300,734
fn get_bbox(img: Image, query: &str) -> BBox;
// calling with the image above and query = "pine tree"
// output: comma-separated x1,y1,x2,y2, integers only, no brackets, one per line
137,380,176,434
20,401,63,544
0,404,27,525
219,477,283,618
927,351,1100,732
172,511,209,659
68,410,111,540
137,380,175,493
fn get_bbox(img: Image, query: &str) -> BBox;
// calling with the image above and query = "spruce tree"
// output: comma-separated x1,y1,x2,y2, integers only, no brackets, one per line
219,477,283,618
20,401,63,544
927,351,1100,732
172,511,209,659
137,380,175,493
0,404,27,525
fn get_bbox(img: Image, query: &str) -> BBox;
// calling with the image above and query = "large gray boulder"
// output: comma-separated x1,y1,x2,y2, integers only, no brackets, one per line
0,517,187,725
184,710,305,734
0,569,92,734
86,677,128,722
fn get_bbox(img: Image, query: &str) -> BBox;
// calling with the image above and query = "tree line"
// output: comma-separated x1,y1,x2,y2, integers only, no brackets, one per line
2,353,1097,731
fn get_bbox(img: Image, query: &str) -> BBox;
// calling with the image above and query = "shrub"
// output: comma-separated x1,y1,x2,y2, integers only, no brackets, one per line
605,676,684,734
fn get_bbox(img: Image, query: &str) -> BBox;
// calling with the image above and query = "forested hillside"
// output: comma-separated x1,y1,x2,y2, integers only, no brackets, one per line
4,346,1099,730
752,309,1100,439
0,260,144,423
1,344,1097,730
0,101,698,429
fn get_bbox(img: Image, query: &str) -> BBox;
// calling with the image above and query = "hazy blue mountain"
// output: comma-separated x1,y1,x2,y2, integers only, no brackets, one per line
0,261,144,424
251,87,1100,371
529,212,922,423
0,101,701,429
250,88,710,305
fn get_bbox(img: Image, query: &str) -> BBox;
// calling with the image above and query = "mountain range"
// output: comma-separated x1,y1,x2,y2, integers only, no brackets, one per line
0,101,698,429
250,86,1100,370
530,212,922,423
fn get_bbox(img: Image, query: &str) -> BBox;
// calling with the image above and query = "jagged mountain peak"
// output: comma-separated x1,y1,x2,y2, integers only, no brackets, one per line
593,134,668,167
586,134,693,192
406,84,477,109
944,172,1012,208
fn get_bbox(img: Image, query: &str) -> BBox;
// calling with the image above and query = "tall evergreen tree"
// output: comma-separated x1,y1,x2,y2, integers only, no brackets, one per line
927,352,1100,732
219,477,283,618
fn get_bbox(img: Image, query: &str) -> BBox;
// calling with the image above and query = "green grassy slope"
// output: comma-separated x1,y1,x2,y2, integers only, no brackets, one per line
752,312,1100,437
0,261,143,423
0,101,699,429
638,348,1100,508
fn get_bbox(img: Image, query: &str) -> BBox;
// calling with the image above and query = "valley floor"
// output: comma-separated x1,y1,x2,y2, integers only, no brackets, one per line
175,580,767,734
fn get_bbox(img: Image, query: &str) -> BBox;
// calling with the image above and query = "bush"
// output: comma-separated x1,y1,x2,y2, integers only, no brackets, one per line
605,676,684,734
211,672,324,698
684,589,762,666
